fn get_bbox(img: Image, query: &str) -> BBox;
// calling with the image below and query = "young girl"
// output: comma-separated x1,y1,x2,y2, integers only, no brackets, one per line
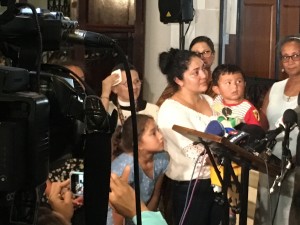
107,114,169,225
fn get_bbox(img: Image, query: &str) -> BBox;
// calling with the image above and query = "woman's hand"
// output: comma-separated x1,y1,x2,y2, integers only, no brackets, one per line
101,73,120,97
47,179,74,223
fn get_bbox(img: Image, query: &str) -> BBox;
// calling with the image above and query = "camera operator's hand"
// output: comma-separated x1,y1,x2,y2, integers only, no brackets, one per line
48,179,74,223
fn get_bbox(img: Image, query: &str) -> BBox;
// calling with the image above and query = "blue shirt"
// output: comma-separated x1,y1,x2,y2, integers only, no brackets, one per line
132,211,168,225
107,151,169,225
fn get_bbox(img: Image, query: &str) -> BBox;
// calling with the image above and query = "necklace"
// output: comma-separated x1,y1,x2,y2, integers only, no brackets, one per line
116,100,137,125
173,94,203,112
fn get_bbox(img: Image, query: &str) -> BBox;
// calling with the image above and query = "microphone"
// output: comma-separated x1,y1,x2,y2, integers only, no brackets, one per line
64,29,116,48
205,120,226,137
227,129,250,146
265,124,285,143
283,108,298,129
294,106,300,127
234,123,266,152
282,109,298,158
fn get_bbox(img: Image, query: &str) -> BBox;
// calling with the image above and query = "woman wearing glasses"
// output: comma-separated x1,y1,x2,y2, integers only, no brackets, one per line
156,36,216,107
254,34,300,225
101,63,159,125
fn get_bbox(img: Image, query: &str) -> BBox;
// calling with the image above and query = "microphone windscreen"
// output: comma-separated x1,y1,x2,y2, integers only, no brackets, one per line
235,123,266,142
205,120,226,137
283,108,298,126
227,130,250,145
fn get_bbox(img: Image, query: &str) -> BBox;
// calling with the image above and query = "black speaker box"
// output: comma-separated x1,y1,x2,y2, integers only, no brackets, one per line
159,0,194,24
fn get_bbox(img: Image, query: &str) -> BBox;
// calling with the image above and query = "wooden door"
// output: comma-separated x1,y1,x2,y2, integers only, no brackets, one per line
76,0,145,94
226,0,300,80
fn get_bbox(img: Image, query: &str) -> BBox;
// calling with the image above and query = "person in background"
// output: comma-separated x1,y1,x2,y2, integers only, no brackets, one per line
211,64,261,126
101,63,159,123
41,167,169,225
100,63,159,159
107,114,169,225
109,166,168,225
156,36,216,107
37,206,71,225
211,64,264,224
254,34,300,225
157,48,221,225
38,179,74,225
190,36,216,85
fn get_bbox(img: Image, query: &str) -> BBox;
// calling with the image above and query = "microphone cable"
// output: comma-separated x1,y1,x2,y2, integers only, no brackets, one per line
178,146,207,225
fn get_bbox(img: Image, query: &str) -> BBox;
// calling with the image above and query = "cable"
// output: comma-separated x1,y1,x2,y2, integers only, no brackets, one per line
178,147,207,225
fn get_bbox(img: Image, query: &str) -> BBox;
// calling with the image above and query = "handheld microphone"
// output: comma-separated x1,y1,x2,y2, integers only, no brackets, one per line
64,29,116,48
205,120,226,137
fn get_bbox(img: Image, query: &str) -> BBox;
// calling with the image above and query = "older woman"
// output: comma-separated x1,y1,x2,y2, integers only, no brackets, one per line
254,34,300,225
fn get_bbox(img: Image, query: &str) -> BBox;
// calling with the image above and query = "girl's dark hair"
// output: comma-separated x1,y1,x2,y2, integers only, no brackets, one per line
189,36,215,53
112,114,154,158
212,64,245,86
158,48,199,91
277,34,300,57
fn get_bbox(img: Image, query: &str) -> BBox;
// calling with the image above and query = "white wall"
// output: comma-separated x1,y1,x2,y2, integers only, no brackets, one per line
144,0,220,103
28,0,47,9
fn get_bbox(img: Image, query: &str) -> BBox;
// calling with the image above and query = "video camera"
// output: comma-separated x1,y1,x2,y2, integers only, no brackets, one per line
0,1,116,224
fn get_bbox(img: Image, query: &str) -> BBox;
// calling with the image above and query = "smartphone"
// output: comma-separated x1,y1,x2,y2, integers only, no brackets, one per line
70,171,84,196
111,69,122,86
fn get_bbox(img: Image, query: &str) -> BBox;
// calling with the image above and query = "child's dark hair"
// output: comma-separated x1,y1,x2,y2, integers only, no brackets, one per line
189,36,215,53
212,64,245,86
112,114,154,158
158,48,199,91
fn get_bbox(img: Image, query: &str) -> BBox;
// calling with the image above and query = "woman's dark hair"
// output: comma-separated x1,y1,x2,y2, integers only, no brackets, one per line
212,64,245,86
158,48,199,91
112,114,154,158
111,62,137,73
189,36,215,53
277,34,300,57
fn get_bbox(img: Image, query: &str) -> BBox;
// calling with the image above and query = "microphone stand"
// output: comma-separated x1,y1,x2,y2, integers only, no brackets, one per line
270,124,293,193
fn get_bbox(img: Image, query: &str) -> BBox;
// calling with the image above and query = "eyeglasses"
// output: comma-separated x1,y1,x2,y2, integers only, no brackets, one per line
280,54,300,63
196,50,212,58
120,79,142,88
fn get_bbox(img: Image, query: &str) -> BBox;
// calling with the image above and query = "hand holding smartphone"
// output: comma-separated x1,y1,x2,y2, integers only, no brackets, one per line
111,69,122,86
70,171,84,196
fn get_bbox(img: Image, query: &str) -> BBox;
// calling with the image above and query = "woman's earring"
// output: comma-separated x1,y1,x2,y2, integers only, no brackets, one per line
281,68,285,73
